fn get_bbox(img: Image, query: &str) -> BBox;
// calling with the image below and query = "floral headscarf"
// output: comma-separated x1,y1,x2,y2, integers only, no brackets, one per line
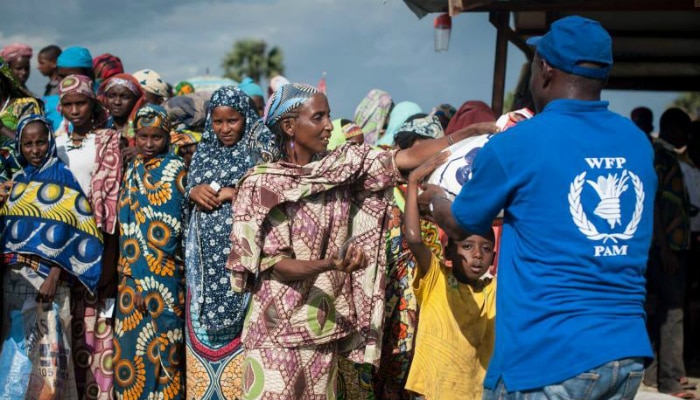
133,69,169,98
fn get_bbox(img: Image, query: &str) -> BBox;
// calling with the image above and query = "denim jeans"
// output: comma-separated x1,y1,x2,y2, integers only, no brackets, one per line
483,358,645,400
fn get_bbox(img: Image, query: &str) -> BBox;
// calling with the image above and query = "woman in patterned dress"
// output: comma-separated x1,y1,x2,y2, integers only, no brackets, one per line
228,83,496,399
184,86,278,400
113,104,187,400
0,114,103,399
56,74,122,400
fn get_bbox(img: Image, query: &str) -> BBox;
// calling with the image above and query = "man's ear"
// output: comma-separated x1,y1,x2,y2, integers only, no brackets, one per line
541,58,554,88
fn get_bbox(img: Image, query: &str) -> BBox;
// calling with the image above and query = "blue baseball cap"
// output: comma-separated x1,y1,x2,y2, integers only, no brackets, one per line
526,16,612,80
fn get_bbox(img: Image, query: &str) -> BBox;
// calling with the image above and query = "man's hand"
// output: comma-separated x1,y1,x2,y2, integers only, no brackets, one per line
417,183,449,218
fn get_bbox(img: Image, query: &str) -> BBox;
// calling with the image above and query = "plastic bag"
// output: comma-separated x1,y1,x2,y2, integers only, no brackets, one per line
25,300,68,400
0,310,32,400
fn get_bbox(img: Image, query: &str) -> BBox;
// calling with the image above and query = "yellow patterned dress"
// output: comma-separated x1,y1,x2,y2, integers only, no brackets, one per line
113,153,187,400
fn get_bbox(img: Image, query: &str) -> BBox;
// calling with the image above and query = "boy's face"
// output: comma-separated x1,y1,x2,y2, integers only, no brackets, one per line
37,54,56,77
448,234,494,283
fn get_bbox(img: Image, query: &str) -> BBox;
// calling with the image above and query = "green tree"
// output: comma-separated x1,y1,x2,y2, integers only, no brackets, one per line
221,39,285,83
670,92,700,119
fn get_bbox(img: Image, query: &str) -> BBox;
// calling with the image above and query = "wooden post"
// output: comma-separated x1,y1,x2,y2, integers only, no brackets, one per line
490,11,510,116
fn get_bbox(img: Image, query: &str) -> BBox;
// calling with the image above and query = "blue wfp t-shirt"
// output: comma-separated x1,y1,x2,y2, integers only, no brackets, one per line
452,99,655,391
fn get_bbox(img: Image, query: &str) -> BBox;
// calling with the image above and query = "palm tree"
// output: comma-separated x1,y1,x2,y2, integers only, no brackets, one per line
221,39,285,83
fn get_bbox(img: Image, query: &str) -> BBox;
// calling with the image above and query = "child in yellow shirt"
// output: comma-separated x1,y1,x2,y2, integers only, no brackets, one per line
403,153,496,400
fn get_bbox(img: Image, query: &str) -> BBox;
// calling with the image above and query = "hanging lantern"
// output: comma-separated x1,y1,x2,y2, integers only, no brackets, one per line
434,13,452,52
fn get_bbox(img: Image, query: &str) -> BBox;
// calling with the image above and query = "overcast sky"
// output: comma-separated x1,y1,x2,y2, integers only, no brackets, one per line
1,0,679,127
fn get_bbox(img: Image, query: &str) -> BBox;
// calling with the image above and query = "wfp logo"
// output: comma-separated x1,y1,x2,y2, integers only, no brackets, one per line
568,157,645,257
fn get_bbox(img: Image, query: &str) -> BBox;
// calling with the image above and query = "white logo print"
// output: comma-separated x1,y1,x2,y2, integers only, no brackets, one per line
569,158,645,257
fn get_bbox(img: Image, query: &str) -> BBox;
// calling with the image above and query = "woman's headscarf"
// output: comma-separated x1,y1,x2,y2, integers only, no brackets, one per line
0,56,34,99
58,74,109,131
444,100,496,135
264,83,320,128
238,77,264,98
56,47,93,69
267,75,290,97
92,53,124,86
134,103,171,133
174,81,195,96
353,89,392,146
98,73,147,141
133,69,169,99
430,103,457,130
0,115,103,291
0,43,32,63
186,86,279,333
394,115,444,149
170,130,201,148
376,101,422,147
59,74,95,101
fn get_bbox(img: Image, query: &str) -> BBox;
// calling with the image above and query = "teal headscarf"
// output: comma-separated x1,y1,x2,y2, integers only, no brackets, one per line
239,77,264,98
56,46,93,69
376,101,422,147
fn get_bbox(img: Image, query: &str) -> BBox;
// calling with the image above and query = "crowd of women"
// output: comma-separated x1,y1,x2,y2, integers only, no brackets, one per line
0,42,527,400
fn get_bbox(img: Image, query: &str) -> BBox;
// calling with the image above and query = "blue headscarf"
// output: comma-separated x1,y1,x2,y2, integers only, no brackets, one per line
377,101,423,147
264,83,320,128
238,77,264,98
0,115,103,292
56,46,93,69
185,86,279,337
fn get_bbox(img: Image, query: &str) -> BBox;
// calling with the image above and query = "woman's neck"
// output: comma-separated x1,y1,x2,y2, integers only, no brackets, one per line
284,142,313,166
111,115,128,129
72,122,92,135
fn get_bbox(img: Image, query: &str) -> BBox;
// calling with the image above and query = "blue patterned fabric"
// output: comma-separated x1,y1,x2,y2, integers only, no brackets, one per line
0,115,103,291
186,86,279,336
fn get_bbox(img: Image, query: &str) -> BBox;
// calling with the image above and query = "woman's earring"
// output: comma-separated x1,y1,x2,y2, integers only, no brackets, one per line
290,137,297,164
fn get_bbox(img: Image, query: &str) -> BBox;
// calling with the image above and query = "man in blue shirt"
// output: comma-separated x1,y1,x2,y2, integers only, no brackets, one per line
422,16,656,399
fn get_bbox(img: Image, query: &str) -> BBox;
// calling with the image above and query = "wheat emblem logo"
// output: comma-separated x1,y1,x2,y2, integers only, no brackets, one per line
568,170,644,243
